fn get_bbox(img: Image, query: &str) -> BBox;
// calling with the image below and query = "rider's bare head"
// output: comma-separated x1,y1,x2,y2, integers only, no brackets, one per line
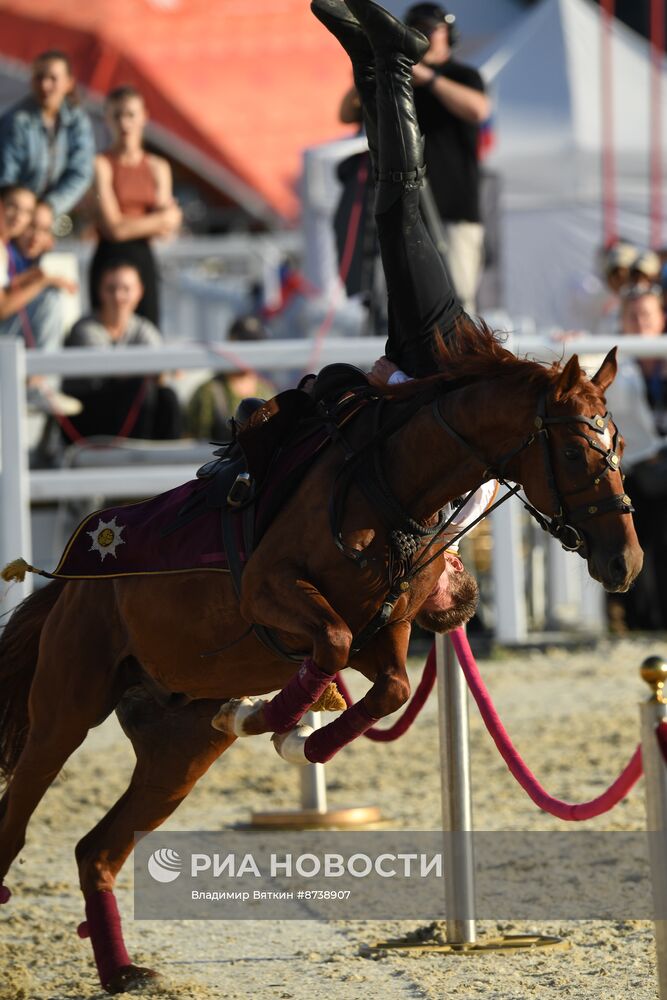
416,554,479,633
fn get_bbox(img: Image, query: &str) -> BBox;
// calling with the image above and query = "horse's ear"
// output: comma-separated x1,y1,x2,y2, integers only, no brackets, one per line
590,347,618,393
553,355,582,399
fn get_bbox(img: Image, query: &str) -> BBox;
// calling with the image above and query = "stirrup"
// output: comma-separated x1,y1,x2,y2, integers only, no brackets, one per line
227,472,253,507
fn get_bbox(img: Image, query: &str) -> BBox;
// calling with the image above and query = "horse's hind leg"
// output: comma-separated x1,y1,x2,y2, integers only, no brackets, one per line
74,689,234,994
0,582,126,896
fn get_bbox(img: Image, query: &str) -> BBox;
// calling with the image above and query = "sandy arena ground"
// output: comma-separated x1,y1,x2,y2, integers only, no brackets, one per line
0,635,664,1000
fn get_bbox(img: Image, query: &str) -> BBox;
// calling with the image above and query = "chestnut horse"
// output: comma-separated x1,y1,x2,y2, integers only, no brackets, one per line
0,325,642,992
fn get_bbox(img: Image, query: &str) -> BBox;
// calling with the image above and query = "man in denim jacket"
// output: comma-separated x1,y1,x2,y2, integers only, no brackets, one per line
0,51,94,218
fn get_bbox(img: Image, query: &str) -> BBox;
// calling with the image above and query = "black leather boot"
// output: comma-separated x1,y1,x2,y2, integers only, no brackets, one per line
345,0,428,62
310,0,378,156
344,0,428,213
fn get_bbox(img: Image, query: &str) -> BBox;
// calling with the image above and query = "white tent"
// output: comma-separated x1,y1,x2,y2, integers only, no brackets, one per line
475,0,667,327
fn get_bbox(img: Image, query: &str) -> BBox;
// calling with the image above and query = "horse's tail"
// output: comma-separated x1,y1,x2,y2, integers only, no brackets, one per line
0,581,65,785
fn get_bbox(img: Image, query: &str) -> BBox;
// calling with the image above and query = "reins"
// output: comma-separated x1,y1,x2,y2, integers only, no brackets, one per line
431,388,634,560
327,380,634,654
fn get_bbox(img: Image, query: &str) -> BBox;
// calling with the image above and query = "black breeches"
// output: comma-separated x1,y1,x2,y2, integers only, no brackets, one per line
376,185,461,378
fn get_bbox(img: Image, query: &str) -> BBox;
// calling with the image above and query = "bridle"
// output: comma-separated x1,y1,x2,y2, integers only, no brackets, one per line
316,382,636,656
432,388,634,560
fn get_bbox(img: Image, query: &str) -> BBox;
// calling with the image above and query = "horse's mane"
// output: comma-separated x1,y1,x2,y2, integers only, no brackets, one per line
383,315,602,407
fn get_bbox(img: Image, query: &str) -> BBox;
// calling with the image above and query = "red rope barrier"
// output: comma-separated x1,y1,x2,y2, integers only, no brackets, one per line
334,643,436,741
449,628,642,820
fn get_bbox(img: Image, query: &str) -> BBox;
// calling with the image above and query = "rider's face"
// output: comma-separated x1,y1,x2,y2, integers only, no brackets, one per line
421,552,464,612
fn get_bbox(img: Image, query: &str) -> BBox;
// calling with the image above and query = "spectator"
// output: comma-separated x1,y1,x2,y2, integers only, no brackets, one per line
187,315,274,441
571,239,640,335
0,186,81,416
405,4,489,313
599,240,638,294
0,51,94,220
62,260,182,440
606,286,667,629
90,86,182,327
2,198,69,353
339,4,489,313
630,249,662,292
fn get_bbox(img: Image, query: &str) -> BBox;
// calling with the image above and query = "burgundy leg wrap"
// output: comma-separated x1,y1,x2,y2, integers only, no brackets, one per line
81,891,131,989
304,700,378,763
263,657,333,734
0,884,10,905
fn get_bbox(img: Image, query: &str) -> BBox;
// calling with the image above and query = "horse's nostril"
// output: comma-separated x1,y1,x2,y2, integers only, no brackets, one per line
608,554,627,582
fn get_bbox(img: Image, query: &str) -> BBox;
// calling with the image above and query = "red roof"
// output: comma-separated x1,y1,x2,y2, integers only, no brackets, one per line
0,1,357,221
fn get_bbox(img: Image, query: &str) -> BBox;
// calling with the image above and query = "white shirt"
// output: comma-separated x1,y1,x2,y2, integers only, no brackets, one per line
444,479,499,553
387,367,499,551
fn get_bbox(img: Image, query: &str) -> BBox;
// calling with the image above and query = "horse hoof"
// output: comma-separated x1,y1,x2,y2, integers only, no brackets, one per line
0,884,11,904
104,964,159,994
212,697,267,737
272,724,314,764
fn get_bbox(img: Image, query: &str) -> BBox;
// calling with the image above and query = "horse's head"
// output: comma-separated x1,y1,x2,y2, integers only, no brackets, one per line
514,348,643,592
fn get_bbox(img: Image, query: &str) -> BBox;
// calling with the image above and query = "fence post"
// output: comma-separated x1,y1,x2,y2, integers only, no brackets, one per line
491,500,527,643
249,706,381,829
436,632,477,943
0,338,32,616
640,656,667,999
298,711,328,813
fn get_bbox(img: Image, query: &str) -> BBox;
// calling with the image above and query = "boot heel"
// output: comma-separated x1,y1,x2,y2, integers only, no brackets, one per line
344,0,429,64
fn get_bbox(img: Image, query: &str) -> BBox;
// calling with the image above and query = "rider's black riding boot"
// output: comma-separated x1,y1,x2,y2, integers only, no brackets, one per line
310,0,378,158
344,0,428,214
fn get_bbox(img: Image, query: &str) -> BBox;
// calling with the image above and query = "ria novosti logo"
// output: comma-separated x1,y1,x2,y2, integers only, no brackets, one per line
147,848,183,883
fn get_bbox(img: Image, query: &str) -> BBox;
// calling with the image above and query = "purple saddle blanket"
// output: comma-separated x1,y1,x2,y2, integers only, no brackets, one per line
52,478,235,579
51,390,369,581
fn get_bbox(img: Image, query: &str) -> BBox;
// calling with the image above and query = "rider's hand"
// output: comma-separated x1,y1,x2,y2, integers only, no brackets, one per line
368,356,399,388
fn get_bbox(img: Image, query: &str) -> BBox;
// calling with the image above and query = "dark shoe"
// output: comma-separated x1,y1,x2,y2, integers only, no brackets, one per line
311,0,372,66
311,0,378,155
344,0,428,64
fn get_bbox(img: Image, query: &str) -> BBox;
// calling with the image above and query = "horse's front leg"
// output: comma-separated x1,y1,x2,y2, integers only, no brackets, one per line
273,618,412,765
213,569,354,738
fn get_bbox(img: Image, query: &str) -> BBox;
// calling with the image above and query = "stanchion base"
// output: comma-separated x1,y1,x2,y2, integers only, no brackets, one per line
368,933,568,955
246,806,382,829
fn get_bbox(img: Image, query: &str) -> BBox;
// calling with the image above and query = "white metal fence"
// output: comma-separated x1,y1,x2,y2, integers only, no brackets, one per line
0,333,661,638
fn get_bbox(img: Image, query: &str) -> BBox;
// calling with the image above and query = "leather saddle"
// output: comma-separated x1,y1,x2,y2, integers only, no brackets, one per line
195,364,370,510
181,364,372,660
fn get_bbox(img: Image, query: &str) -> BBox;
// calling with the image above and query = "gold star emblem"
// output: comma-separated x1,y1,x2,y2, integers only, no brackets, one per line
87,517,125,561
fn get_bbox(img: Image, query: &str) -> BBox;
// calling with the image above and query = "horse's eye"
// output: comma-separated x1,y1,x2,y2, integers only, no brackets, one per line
564,447,581,462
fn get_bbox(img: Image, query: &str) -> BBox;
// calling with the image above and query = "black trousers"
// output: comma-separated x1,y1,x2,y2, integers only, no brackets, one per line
376,185,462,378
63,379,183,441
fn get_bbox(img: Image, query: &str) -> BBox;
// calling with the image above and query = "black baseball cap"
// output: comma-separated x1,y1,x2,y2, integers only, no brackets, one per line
405,3,458,40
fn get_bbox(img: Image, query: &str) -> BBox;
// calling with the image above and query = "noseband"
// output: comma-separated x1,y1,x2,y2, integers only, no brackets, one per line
433,388,634,559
